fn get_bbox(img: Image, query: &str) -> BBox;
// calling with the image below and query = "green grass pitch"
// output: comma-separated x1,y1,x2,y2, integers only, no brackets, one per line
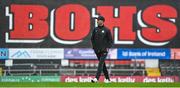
0,82,180,88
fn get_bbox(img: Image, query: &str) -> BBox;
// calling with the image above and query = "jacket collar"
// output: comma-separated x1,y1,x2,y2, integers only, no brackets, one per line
98,25,104,29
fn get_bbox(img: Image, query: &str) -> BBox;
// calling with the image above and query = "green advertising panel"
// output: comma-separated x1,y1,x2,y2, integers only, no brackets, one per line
0,76,60,82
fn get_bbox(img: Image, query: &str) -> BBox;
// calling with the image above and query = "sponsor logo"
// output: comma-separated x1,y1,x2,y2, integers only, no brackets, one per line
0,48,9,59
11,50,30,58
9,48,64,59
64,48,117,59
118,48,170,59
61,76,179,83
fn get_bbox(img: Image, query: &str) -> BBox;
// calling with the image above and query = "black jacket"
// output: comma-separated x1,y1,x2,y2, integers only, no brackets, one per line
91,25,113,52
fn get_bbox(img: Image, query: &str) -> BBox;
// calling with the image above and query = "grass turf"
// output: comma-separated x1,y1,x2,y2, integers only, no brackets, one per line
0,82,180,87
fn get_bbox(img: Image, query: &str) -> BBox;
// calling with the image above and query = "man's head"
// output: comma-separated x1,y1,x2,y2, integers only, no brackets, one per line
96,16,105,26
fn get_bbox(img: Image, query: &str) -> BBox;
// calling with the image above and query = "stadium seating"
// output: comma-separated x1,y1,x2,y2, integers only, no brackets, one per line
146,68,161,76
159,60,180,77
0,59,146,76
1,59,179,79
0,68,2,76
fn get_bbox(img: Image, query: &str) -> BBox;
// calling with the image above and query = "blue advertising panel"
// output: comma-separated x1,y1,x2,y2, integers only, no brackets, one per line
118,48,170,59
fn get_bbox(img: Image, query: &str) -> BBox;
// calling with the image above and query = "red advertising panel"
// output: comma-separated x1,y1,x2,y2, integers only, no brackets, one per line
61,76,179,83
171,49,180,60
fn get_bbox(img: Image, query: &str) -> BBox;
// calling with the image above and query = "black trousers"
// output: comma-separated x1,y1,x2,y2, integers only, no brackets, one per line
95,51,110,80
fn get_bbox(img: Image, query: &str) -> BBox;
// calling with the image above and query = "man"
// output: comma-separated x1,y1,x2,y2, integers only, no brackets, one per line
91,16,113,83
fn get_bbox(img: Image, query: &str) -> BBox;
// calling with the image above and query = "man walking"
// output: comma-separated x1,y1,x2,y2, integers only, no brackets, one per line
91,16,113,83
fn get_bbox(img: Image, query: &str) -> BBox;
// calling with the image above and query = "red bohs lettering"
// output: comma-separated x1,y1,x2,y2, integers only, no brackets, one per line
5,4,178,46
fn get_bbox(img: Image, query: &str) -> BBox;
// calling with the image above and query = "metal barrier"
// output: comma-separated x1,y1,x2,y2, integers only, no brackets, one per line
3,68,145,76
